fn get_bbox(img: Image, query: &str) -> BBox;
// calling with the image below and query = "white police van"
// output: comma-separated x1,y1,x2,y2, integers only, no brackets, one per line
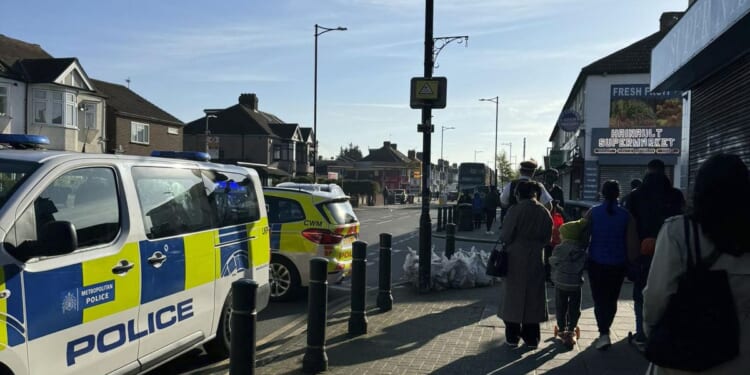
0,135,271,375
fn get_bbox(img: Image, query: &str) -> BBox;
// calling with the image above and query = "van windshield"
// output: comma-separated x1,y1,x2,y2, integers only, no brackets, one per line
0,160,38,210
324,200,358,225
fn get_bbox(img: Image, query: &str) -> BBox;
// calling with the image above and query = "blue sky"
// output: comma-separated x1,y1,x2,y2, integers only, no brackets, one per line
5,0,686,167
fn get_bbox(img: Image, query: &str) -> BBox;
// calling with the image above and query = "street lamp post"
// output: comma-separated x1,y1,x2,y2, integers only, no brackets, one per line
479,96,499,186
474,149,483,162
313,24,347,182
440,126,455,194
203,112,218,155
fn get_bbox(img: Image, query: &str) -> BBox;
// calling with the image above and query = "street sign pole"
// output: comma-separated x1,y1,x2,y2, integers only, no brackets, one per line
417,0,434,294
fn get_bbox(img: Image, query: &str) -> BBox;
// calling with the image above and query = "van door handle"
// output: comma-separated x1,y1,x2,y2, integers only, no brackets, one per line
0,290,11,299
112,260,135,275
147,251,167,268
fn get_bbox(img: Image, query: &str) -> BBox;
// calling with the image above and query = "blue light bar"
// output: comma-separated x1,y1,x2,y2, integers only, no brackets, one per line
150,150,211,162
0,134,51,149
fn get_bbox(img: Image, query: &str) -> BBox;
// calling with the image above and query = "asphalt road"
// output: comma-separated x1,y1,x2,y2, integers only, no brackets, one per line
150,203,434,374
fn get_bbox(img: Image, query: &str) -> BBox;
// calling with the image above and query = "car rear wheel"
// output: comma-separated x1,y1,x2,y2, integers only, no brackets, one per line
270,255,301,302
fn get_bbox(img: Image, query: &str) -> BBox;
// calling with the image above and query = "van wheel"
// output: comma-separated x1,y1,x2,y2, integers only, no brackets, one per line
270,255,300,302
204,294,231,360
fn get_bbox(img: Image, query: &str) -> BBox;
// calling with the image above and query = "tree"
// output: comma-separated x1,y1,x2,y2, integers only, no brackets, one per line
496,151,517,186
338,143,363,161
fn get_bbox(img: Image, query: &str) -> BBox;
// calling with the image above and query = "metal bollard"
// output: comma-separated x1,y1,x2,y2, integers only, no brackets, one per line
452,205,458,224
349,241,368,335
230,279,257,375
302,258,329,373
442,206,449,227
446,206,452,225
445,223,456,259
377,233,393,312
436,206,444,232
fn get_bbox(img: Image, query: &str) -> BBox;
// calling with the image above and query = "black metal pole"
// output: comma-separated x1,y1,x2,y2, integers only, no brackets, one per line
349,241,368,334
377,233,393,312
494,98,499,186
445,223,456,259
230,279,257,375
436,206,444,232
418,0,434,294
313,25,319,182
302,257,329,373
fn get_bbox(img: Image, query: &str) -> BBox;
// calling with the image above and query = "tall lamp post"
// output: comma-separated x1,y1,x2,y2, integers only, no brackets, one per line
203,111,219,155
479,96,499,186
313,24,347,182
474,149,483,162
440,126,455,194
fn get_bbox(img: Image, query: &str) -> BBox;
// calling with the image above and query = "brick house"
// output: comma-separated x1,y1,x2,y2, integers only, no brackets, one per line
91,79,184,155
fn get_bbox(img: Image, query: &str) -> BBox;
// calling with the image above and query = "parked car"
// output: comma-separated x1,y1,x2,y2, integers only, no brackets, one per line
264,184,359,301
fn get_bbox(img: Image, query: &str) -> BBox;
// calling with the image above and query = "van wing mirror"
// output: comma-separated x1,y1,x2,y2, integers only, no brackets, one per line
12,221,78,261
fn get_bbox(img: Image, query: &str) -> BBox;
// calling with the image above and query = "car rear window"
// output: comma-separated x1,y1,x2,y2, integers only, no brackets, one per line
324,200,358,225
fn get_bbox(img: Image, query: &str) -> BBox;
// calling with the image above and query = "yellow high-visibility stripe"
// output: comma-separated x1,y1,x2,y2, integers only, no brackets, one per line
82,243,140,323
184,231,216,288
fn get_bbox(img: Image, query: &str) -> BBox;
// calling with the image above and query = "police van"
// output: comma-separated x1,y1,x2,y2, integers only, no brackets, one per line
0,136,270,375
263,183,358,301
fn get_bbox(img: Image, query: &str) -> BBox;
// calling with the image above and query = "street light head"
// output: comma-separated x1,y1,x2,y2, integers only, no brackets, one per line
337,27,347,31
207,114,218,119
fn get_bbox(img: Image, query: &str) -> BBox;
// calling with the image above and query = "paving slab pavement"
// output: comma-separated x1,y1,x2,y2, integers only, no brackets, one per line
252,277,648,375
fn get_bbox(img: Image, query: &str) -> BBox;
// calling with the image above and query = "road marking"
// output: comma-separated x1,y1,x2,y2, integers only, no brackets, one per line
376,219,393,225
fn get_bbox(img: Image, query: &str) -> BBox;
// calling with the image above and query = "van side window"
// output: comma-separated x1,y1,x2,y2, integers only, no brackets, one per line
203,170,260,227
15,167,120,251
132,167,214,239
266,197,305,223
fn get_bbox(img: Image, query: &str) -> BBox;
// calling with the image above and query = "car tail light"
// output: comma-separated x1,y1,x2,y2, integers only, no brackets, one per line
302,229,343,245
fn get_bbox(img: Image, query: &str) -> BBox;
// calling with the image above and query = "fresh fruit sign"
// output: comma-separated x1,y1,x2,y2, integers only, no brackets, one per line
608,84,682,128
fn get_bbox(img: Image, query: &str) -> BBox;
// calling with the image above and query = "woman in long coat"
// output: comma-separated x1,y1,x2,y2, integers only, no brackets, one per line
497,180,553,348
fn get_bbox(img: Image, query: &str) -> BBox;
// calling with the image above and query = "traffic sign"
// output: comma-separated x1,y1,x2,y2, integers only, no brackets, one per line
410,77,447,109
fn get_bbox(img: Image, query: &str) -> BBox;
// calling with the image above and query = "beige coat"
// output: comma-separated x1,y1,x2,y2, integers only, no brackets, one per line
497,199,553,323
644,215,750,375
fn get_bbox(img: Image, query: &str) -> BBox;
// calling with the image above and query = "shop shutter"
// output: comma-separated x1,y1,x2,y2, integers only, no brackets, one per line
690,54,750,192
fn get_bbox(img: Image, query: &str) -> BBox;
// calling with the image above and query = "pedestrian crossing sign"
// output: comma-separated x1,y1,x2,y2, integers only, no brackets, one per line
410,77,447,109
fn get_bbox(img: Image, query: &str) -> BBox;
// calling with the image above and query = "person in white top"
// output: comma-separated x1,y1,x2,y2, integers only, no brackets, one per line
500,159,553,208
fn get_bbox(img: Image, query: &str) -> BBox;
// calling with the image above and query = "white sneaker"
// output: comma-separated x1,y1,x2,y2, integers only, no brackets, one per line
595,334,611,350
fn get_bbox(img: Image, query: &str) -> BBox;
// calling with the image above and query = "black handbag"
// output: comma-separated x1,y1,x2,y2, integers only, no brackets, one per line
486,236,508,278
644,217,739,371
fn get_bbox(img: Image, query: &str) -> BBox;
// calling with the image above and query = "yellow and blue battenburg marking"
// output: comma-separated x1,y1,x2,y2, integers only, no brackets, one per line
0,265,25,350
0,221,270,349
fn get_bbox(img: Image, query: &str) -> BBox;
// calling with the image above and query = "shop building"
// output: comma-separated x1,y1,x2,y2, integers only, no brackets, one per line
549,12,684,201
651,0,750,193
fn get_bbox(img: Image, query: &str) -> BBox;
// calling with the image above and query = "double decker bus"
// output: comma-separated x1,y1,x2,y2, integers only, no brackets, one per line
458,162,493,195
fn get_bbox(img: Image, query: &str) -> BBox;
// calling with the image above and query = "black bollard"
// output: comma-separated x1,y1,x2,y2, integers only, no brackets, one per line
452,204,458,224
302,258,329,373
230,279,257,375
377,233,393,312
445,223,456,259
349,241,368,335
446,205,452,225
442,206,448,228
436,206,444,232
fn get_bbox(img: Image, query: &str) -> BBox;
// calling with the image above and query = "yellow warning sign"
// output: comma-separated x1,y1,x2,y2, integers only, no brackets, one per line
415,80,439,100
410,76,447,109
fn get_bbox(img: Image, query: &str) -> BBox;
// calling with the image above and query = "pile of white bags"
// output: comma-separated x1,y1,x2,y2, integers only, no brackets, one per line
402,247,496,290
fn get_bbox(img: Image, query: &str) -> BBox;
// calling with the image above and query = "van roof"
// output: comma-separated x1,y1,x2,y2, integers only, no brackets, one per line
0,150,259,177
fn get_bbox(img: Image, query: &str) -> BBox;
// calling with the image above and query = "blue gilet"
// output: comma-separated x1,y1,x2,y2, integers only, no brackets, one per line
588,202,629,265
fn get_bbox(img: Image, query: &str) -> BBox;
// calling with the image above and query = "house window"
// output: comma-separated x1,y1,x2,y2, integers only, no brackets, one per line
131,122,150,144
32,89,72,126
272,143,295,161
82,103,97,129
0,85,7,117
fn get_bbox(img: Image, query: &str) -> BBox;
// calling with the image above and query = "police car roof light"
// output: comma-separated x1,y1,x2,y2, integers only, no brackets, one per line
151,150,211,162
0,134,51,149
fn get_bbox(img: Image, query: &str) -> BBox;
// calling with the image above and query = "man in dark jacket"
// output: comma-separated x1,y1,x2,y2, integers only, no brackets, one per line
625,159,685,348
483,185,500,234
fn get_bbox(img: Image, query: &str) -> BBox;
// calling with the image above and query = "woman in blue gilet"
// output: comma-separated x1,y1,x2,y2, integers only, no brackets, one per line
585,180,638,350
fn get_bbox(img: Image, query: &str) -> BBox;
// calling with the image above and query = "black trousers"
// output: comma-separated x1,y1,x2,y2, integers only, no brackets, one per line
587,261,626,335
485,209,496,231
473,213,483,229
504,321,540,345
543,245,553,281
555,288,582,331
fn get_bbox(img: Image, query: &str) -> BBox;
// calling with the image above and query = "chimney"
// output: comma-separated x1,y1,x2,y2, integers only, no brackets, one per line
660,12,682,31
239,93,258,111
383,141,397,150
408,150,416,159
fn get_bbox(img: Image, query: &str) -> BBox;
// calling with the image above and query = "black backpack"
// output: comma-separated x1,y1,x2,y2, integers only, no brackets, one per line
645,216,739,371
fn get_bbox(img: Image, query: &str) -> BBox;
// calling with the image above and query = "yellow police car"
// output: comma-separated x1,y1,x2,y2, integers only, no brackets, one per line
0,135,270,375
263,183,359,301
